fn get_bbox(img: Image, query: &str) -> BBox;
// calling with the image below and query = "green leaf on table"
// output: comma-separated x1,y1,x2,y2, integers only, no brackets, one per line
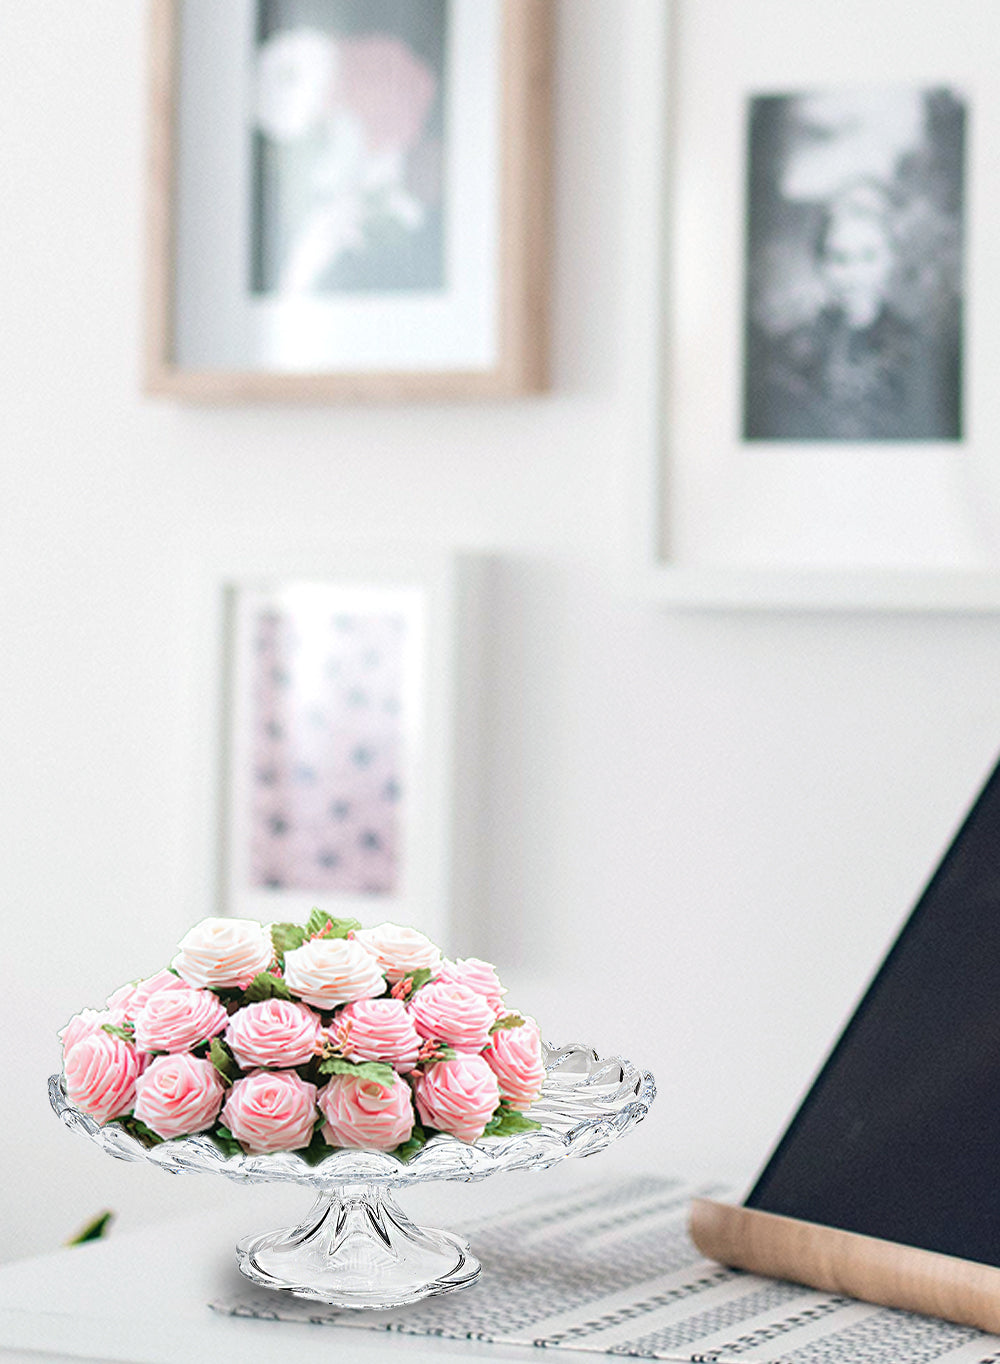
66,1210,114,1245
306,908,361,940
489,1013,526,1034
270,922,306,956
242,971,292,1003
208,1036,240,1086
482,1105,541,1138
210,1124,243,1158
317,1056,396,1086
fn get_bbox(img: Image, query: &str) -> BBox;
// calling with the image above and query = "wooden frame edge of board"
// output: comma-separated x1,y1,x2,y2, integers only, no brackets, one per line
689,1197,1000,1336
141,0,553,403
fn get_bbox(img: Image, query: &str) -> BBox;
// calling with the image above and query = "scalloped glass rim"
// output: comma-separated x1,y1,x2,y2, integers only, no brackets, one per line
50,1041,655,1188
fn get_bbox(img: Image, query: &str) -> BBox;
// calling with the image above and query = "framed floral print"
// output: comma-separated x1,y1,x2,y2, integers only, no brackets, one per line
144,0,551,400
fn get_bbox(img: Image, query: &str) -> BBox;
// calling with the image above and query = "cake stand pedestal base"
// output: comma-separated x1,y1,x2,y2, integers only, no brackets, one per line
236,1184,482,1310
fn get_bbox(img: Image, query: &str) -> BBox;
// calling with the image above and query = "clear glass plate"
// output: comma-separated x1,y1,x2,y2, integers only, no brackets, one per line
49,1041,655,1309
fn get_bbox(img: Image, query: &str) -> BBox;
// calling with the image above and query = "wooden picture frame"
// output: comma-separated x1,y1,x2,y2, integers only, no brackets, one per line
622,0,1000,611
144,0,551,401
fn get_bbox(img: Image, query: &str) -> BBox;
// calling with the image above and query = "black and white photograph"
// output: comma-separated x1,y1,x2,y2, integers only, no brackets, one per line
743,86,965,442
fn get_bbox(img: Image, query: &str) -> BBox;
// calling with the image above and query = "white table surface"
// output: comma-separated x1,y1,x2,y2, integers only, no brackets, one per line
0,1163,616,1364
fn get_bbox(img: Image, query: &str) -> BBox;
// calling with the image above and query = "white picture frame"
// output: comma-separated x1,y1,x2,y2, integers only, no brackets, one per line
626,0,1000,611
184,542,481,945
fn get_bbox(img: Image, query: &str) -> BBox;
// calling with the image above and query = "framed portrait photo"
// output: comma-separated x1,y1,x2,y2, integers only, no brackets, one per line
627,0,1000,609
144,0,551,401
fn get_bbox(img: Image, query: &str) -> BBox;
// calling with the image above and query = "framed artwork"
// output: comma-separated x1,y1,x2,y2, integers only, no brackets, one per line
144,0,551,401
225,580,424,925
627,0,1000,609
183,544,480,943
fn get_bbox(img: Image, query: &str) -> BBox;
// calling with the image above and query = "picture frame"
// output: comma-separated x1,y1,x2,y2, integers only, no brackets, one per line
627,0,1000,610
183,542,482,946
144,0,551,402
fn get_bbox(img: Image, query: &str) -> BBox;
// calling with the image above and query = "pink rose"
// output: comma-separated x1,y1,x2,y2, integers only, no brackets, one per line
59,1009,118,1056
408,981,495,1052
132,986,229,1054
414,1055,500,1143
133,1053,225,1140
330,998,421,1072
354,922,442,984
105,983,139,1017
225,999,323,1069
172,917,274,990
318,1073,415,1151
483,1020,545,1110
436,958,507,1012
63,1030,139,1126
222,1070,318,1153
338,37,436,154
283,936,386,1010
129,969,191,1011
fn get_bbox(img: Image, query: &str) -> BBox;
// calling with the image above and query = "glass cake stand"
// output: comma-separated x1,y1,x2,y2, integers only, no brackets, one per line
49,1041,655,1310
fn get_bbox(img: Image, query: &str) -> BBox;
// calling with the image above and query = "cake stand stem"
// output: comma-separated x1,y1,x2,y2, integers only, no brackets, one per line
237,1182,481,1310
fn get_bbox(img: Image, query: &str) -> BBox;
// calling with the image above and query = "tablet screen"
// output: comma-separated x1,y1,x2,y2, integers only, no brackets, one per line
746,756,1000,1267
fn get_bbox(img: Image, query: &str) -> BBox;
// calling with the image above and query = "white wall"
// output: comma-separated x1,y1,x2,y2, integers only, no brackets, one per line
4,0,1000,1261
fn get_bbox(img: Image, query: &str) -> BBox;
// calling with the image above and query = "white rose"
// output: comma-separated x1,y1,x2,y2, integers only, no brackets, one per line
283,936,386,1010
354,923,442,984
171,917,274,990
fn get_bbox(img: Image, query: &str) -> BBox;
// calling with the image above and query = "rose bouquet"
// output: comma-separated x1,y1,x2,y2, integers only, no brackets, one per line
58,912,546,1162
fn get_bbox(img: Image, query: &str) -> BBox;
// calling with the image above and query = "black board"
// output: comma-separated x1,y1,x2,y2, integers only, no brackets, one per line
746,755,1000,1268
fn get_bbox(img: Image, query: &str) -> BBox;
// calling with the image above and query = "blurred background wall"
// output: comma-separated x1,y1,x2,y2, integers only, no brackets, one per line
4,0,1000,1259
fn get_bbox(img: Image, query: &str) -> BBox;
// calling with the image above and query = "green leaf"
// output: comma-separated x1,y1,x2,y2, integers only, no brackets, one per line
242,971,292,1003
489,1013,526,1034
210,1124,243,1158
317,1057,396,1086
306,908,361,940
298,1123,335,1167
482,1105,541,1139
116,1114,164,1148
270,922,306,956
100,1022,135,1042
208,1036,240,1086
394,967,434,999
66,1210,114,1245
390,1125,428,1164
